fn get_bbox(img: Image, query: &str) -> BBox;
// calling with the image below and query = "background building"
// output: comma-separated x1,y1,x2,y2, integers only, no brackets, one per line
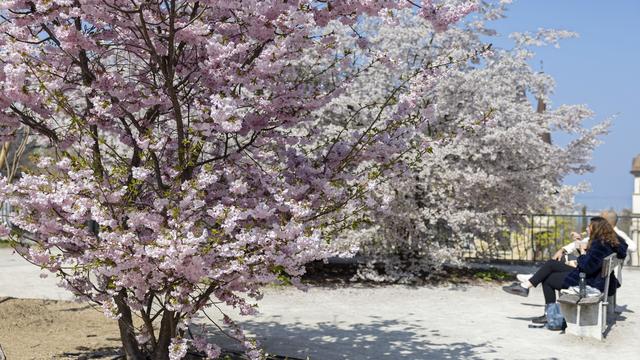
629,155,640,266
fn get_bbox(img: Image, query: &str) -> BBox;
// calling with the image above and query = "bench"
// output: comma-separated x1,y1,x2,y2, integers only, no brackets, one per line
557,253,624,340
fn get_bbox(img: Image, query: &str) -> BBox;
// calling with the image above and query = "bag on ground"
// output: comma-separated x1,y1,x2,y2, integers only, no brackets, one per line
545,303,565,331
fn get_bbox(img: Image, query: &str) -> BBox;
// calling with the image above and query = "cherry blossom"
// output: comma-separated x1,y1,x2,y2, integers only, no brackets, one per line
324,3,607,281
0,0,476,359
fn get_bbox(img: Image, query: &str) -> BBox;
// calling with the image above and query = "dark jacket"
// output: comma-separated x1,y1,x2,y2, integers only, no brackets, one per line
563,236,628,295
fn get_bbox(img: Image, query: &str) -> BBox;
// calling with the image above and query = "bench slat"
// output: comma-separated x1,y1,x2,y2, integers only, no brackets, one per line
578,294,604,305
558,294,580,305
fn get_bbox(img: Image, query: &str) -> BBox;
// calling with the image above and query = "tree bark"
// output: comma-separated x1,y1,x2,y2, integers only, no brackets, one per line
0,142,9,169
114,290,145,360
154,309,177,360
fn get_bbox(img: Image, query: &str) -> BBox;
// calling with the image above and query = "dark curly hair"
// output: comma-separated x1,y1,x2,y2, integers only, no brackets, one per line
588,216,619,249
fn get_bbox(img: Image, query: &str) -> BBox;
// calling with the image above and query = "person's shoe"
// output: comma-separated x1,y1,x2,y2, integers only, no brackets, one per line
502,282,529,297
517,273,533,283
531,314,547,324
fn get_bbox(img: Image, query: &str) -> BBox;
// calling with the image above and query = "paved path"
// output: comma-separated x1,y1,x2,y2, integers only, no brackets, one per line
2,248,639,359
0,248,71,300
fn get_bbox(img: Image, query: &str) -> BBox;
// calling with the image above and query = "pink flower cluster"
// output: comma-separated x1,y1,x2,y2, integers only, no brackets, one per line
0,0,476,358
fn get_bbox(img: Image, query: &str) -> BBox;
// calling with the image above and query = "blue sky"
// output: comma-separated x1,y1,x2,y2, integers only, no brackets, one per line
484,0,640,212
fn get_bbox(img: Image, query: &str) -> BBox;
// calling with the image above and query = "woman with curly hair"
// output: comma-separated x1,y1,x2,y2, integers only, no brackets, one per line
503,216,628,306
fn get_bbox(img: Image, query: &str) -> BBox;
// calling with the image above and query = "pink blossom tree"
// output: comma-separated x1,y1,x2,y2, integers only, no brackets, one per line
0,1,476,359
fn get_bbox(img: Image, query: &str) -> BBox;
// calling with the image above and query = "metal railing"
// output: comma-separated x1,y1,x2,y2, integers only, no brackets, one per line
4,207,640,267
463,214,640,267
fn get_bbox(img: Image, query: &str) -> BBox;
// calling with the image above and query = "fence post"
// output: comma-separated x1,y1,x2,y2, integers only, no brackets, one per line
530,214,535,261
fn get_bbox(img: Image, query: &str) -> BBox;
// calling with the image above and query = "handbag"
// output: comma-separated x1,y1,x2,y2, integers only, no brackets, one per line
561,285,601,297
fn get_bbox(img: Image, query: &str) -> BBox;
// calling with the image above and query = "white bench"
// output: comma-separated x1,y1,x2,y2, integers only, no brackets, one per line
557,253,623,340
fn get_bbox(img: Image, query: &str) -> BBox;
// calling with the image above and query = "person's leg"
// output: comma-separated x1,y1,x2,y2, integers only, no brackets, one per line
528,260,574,288
541,271,571,304
517,273,533,283
503,260,573,298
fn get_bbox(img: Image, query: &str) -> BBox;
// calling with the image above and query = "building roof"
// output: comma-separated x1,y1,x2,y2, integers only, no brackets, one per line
632,154,640,175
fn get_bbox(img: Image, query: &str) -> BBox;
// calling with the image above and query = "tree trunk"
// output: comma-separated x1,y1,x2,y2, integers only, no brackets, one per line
154,310,177,360
0,142,10,169
114,290,145,360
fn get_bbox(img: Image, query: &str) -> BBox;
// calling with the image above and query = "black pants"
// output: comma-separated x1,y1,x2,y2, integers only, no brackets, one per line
529,260,574,304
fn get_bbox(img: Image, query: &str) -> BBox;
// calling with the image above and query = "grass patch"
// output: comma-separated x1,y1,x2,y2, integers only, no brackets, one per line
473,267,512,282
0,240,12,248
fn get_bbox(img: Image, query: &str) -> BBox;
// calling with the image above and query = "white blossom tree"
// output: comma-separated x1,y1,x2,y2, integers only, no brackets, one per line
320,2,608,280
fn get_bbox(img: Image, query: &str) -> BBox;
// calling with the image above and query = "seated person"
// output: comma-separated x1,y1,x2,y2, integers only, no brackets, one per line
551,210,634,263
517,210,632,284
502,216,628,320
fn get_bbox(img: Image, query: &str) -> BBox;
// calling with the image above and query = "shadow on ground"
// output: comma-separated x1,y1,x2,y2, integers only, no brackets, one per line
54,346,122,359
199,316,497,360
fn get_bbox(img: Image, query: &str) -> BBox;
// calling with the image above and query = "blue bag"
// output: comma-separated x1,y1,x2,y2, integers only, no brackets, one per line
545,303,565,331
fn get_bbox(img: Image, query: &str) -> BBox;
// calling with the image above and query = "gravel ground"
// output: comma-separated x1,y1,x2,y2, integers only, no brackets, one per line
0,297,121,359
1,248,639,360
201,278,639,360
